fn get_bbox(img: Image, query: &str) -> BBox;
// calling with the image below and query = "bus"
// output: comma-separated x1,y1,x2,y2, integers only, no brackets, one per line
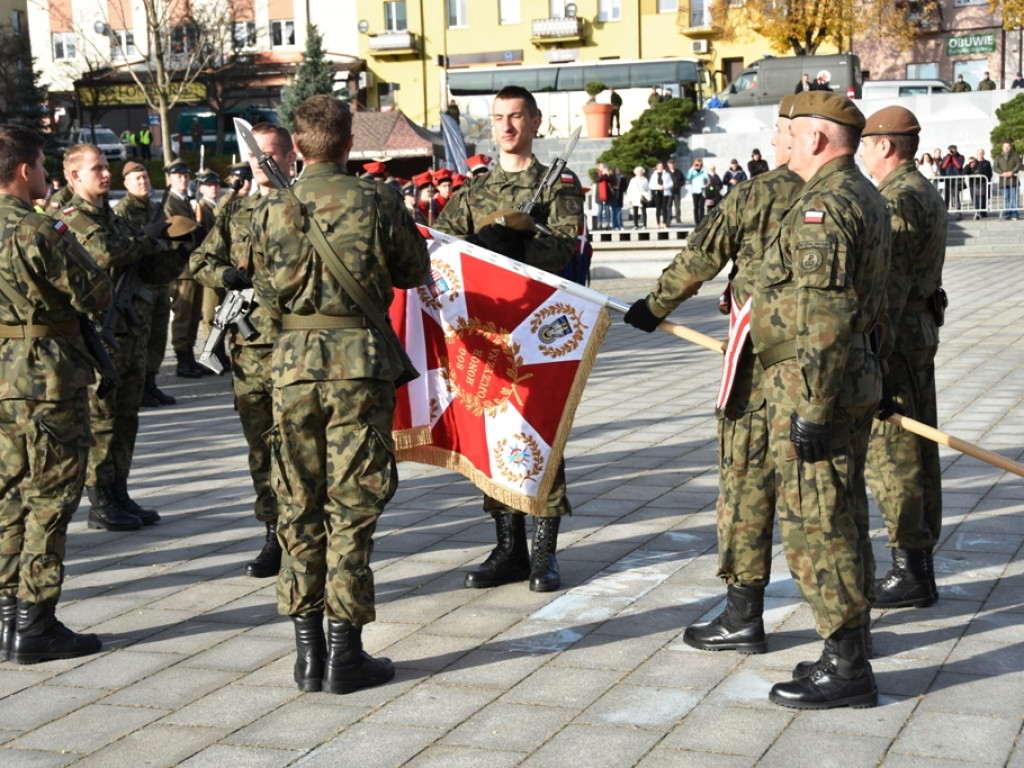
447,57,710,140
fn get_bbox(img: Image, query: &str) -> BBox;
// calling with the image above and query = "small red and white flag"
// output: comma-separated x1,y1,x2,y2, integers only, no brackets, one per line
804,210,825,224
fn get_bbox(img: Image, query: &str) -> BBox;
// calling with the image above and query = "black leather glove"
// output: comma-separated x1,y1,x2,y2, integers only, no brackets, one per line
142,221,168,240
222,267,252,289
231,176,245,192
790,413,831,462
624,298,663,332
469,224,526,261
876,379,904,421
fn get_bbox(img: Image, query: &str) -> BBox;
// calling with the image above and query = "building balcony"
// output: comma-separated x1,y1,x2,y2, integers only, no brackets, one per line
530,17,585,45
676,9,720,38
367,31,417,57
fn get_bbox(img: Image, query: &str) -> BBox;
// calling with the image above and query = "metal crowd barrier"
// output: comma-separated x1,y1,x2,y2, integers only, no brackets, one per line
928,173,1021,219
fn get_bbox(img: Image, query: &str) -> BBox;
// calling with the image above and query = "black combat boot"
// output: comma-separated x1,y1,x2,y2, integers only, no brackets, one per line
464,513,530,588
529,517,561,592
0,595,16,662
770,626,877,709
323,619,395,695
793,623,873,677
112,478,160,526
245,523,282,578
873,547,937,608
146,373,176,405
86,485,142,531
684,584,767,654
175,350,203,379
140,382,160,407
292,613,326,692
10,599,102,664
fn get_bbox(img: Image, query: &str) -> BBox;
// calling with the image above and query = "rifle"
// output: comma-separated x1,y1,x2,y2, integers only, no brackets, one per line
197,287,256,374
515,126,582,236
80,315,121,398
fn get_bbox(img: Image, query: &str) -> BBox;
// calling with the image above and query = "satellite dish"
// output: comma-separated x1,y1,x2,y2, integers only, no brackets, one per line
93,20,109,35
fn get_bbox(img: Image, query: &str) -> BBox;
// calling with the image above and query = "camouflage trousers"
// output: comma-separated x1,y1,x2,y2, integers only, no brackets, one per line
143,284,171,377
865,344,941,552
0,394,91,603
483,460,571,518
87,331,147,487
715,400,776,588
270,379,397,625
231,342,275,524
764,364,873,638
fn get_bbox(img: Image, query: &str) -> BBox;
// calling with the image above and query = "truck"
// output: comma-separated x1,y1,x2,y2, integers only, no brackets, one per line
716,54,862,108
176,105,279,154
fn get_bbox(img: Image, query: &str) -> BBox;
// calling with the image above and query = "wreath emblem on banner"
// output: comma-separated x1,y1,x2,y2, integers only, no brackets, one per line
493,433,544,486
417,262,461,310
441,318,532,417
529,302,587,359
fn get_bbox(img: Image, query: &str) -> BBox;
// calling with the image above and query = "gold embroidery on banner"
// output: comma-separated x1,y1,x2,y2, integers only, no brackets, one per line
493,433,544,487
529,302,588,359
441,317,533,417
416,262,462,310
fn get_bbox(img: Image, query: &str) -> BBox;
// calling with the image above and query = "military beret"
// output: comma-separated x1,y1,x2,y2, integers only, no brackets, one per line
228,162,253,180
432,168,452,183
164,215,199,239
122,161,146,178
466,153,492,172
363,160,387,176
165,159,190,175
861,105,921,137
412,171,434,189
778,93,797,118
197,170,221,186
789,90,866,131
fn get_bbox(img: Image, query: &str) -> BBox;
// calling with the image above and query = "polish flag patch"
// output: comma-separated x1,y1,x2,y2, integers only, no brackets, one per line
52,220,68,234
561,173,574,184
804,210,825,224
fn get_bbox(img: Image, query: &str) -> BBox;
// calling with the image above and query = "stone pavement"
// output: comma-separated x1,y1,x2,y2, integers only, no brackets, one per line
2,248,1023,767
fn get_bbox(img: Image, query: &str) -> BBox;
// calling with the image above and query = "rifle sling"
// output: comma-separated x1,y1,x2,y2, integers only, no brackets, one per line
0,319,79,339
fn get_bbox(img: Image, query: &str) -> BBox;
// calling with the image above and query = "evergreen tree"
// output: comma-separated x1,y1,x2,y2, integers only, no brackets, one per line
10,59,48,134
279,24,335,130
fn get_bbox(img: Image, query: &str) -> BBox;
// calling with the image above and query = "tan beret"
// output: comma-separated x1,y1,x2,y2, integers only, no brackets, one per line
789,90,866,131
165,215,199,239
477,208,537,232
861,105,921,137
778,94,797,118
122,161,146,178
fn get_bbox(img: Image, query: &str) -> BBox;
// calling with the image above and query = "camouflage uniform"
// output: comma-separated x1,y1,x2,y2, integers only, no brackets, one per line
112,192,171,380
750,155,890,637
0,194,112,603
864,161,946,551
249,162,430,623
191,191,277,524
647,167,804,587
434,158,584,518
166,192,203,363
195,196,224,341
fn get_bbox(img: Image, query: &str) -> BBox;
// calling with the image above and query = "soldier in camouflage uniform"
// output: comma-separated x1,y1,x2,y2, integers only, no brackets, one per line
0,126,112,663
859,106,947,608
191,123,295,579
113,162,175,408
624,94,805,654
249,96,430,694
56,145,194,532
751,91,890,709
165,160,208,379
433,85,585,593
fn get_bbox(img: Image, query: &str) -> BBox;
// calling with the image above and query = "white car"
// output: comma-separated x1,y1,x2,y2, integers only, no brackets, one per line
73,126,127,161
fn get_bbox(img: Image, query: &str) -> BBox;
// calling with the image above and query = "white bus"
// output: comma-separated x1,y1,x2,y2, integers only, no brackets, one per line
447,57,710,140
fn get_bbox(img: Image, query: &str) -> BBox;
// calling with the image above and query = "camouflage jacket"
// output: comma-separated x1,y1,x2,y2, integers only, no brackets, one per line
249,162,430,385
876,161,946,357
0,194,112,400
164,190,198,280
751,155,891,421
191,190,276,346
433,157,584,275
112,192,188,289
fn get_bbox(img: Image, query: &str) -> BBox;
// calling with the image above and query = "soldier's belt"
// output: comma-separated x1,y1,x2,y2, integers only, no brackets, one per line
280,314,367,331
0,319,80,339
903,299,931,313
757,334,870,368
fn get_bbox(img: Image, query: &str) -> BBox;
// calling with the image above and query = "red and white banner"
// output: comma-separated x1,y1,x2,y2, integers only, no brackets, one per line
392,228,610,515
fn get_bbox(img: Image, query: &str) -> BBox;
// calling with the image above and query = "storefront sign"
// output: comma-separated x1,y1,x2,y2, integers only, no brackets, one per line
946,33,997,56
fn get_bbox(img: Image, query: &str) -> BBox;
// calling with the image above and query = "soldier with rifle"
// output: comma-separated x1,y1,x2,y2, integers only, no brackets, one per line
54,144,195,531
433,84,586,593
190,122,295,579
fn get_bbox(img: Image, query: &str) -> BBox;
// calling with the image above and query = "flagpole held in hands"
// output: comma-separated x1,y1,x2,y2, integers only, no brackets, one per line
426,225,1024,480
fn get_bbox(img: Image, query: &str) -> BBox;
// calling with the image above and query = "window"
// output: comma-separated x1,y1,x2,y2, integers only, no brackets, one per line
52,32,76,60
271,19,295,46
447,0,467,28
549,0,565,16
385,1,407,31
171,25,196,55
598,0,621,22
11,9,25,36
234,22,257,48
657,0,678,11
907,62,938,79
500,0,520,25
110,30,135,58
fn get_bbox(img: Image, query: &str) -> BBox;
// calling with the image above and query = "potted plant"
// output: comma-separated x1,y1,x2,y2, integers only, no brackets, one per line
582,81,613,138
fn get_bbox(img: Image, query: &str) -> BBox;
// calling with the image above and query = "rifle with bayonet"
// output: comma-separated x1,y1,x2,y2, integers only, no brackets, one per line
197,287,256,374
515,125,582,236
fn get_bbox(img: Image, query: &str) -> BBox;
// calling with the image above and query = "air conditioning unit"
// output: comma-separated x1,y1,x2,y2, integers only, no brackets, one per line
691,40,709,54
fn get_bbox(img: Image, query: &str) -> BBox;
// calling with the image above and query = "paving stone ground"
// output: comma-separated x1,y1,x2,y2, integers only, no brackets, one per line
1,246,1022,767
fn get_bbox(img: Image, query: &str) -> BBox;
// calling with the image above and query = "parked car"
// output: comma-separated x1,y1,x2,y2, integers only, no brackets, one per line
73,125,127,161
860,79,952,99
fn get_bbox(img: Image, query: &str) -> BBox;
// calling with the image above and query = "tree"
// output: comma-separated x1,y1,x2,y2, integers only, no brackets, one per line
0,24,46,131
279,24,335,131
597,98,697,174
707,0,934,55
994,0,1024,29
992,92,1024,153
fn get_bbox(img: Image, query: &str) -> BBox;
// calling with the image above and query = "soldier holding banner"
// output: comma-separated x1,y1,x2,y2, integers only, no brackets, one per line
433,84,585,593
